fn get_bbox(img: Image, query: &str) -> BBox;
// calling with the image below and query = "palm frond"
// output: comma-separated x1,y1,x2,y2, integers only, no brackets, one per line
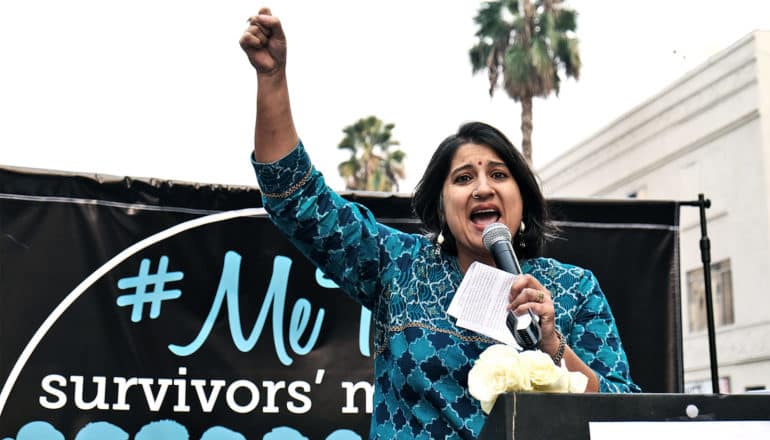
338,159,359,177
469,42,494,73
554,8,577,32
502,46,534,99
336,115,406,191
556,36,581,79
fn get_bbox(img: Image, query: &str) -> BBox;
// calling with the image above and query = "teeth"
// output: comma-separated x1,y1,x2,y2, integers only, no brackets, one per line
473,209,498,215
470,209,501,224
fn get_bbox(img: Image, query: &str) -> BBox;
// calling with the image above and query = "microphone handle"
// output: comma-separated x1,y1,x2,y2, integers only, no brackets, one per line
489,241,521,274
489,239,542,349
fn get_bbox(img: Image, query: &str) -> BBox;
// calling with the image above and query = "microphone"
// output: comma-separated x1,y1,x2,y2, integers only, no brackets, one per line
482,222,522,275
482,223,541,350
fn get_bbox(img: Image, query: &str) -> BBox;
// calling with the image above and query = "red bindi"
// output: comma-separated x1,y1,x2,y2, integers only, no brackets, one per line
477,161,482,165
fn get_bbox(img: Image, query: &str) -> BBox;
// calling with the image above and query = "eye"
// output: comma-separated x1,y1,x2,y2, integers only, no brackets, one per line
491,170,509,180
453,174,473,184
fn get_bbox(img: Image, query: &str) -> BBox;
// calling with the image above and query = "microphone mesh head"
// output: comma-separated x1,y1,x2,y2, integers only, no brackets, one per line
482,223,512,251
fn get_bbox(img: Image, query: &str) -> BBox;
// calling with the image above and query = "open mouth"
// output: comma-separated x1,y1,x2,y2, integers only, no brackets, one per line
470,208,501,227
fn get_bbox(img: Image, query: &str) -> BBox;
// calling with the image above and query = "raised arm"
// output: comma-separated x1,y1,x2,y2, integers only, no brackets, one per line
239,7,298,163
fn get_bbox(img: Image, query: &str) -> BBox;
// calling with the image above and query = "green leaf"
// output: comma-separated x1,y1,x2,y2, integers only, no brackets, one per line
336,115,406,191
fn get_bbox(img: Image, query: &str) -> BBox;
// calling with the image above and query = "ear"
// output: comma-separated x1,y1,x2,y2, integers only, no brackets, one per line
437,194,446,226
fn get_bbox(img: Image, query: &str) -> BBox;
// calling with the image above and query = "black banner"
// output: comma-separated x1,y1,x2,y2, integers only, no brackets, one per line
0,167,681,439
545,199,683,394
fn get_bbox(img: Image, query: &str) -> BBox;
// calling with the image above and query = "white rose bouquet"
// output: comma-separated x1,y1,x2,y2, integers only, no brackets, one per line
467,344,589,414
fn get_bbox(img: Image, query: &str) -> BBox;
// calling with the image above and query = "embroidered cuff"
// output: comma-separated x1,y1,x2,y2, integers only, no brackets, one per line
250,141,313,198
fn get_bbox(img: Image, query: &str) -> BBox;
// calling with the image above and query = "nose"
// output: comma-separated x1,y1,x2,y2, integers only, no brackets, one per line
474,177,494,199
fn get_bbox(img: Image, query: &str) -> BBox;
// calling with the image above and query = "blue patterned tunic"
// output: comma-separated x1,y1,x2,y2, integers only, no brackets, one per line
252,141,640,439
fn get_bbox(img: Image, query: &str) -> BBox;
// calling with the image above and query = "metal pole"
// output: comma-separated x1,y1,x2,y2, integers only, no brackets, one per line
681,194,719,393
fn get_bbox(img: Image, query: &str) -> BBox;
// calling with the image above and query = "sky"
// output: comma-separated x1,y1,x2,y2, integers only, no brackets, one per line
1,1,769,192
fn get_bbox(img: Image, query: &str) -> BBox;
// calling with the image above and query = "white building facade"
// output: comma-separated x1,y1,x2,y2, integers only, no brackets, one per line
539,31,770,393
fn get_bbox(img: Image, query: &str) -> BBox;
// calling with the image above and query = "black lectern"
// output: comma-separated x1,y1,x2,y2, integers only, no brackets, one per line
479,392,770,439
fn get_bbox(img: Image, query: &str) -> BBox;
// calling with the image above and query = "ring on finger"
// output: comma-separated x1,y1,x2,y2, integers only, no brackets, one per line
536,291,544,303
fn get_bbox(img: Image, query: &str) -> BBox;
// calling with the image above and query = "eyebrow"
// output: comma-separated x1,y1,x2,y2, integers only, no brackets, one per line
449,164,473,176
449,160,508,176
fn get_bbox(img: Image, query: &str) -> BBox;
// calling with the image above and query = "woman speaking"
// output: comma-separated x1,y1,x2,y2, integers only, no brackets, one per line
240,8,640,439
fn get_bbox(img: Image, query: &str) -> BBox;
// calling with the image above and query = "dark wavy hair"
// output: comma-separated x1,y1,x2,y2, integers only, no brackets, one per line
412,121,554,259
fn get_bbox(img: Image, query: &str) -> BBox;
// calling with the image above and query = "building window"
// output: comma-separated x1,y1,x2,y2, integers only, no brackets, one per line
687,259,734,332
745,385,767,393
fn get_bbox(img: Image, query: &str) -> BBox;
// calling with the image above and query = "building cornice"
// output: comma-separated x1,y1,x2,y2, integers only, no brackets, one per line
540,32,764,196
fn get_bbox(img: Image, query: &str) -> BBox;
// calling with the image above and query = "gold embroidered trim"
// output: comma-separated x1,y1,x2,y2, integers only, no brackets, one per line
261,166,313,199
373,321,498,357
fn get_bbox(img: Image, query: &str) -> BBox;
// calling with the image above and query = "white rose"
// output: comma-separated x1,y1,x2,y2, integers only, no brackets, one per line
518,350,561,387
469,345,522,413
503,357,533,392
532,361,589,393
533,367,570,392
468,345,589,415
468,358,507,402
468,360,505,413
468,345,516,400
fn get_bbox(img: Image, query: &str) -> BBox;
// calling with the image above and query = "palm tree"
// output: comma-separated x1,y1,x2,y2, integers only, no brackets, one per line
337,116,406,192
469,0,581,164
